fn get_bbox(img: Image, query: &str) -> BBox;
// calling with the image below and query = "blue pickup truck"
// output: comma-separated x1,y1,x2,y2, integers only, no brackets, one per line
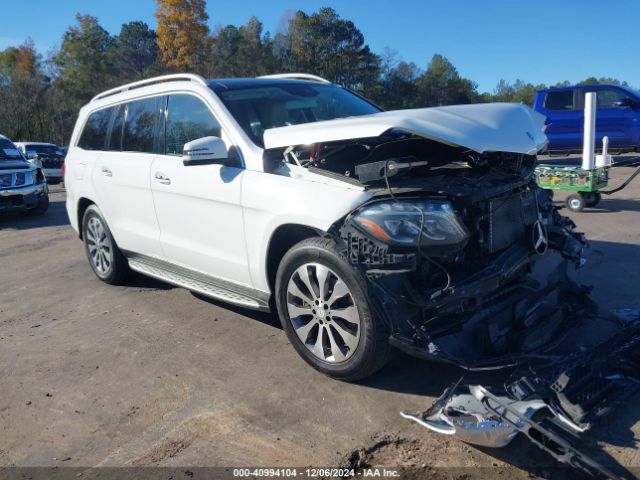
533,84,640,153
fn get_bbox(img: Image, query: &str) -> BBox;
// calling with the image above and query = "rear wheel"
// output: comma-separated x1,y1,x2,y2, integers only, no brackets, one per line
581,191,601,207
275,237,391,381
82,205,131,284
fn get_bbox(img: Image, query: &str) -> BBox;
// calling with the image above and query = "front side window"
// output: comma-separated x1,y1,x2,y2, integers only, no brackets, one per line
122,97,163,153
544,90,574,111
78,109,112,150
165,94,221,156
594,88,627,109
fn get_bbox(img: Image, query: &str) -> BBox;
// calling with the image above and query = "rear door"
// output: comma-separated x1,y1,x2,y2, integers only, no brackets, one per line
539,89,583,151
91,97,164,257
150,93,252,286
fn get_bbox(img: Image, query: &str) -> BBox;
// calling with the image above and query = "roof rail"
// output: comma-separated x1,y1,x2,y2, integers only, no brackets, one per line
91,74,208,102
257,73,331,84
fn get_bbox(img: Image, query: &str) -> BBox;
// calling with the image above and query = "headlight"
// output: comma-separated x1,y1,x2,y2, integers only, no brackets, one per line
352,199,469,247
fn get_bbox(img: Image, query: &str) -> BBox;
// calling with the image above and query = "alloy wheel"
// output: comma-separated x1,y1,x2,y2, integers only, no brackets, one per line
286,263,361,363
85,216,113,275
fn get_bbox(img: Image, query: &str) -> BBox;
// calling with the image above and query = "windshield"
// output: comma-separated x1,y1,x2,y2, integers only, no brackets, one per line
216,83,381,147
0,138,24,161
24,144,63,156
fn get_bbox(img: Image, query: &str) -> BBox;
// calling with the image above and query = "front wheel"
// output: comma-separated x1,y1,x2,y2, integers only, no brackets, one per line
565,194,586,212
275,237,391,381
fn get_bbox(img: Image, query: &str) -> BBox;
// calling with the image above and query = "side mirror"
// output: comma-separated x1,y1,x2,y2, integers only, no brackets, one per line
614,98,635,108
26,150,38,160
182,136,229,166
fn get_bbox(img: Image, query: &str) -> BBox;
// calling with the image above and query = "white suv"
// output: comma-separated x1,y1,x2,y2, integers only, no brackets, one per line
65,73,587,380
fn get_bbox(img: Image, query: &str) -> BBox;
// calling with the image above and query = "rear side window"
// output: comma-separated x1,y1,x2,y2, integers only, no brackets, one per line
544,90,574,111
165,94,221,156
78,109,111,150
123,97,163,153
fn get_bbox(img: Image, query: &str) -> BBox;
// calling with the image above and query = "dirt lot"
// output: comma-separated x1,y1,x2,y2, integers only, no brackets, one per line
1,161,639,479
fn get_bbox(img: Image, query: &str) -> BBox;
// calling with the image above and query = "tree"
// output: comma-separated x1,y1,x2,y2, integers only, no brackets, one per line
285,8,380,92
492,79,545,105
578,76,628,87
206,17,275,78
155,0,209,71
415,54,478,107
375,60,420,110
0,39,55,142
116,21,159,80
53,14,117,99
0,47,20,81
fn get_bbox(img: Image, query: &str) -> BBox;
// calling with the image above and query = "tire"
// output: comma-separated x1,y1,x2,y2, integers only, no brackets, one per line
82,204,131,285
565,194,586,212
582,191,601,207
275,237,391,381
24,195,49,215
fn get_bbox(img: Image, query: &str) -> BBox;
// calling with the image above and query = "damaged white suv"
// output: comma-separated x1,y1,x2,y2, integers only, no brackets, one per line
66,73,592,381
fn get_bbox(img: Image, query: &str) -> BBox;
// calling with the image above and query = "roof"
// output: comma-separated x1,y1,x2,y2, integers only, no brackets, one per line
90,73,333,103
537,83,627,93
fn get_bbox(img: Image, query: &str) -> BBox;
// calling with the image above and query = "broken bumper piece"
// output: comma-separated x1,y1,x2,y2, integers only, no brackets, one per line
402,309,640,478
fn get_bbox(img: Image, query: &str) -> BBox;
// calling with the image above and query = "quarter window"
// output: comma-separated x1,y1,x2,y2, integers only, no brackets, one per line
544,90,574,111
122,97,163,153
165,94,221,156
78,109,111,150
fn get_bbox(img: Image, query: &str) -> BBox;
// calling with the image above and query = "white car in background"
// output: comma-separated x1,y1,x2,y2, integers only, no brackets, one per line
15,142,65,184
64,73,589,382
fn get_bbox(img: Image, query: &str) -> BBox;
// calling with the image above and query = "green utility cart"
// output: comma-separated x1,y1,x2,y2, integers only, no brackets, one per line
534,166,609,212
534,163,640,212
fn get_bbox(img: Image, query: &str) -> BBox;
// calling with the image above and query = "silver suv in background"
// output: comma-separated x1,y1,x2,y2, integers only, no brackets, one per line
15,142,65,184
0,135,49,215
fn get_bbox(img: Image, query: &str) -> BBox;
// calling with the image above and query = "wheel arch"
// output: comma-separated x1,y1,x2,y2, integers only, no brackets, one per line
265,223,323,294
76,197,96,240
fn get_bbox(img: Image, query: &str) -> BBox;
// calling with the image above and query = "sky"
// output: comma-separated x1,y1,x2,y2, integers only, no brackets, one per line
0,0,638,92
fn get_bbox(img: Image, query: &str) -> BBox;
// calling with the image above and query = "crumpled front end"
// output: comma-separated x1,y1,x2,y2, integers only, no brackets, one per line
330,150,590,370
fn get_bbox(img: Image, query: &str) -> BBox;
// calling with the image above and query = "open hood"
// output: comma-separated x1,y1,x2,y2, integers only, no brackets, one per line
263,102,548,155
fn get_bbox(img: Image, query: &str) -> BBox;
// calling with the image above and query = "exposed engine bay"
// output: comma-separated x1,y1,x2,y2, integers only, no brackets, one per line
266,132,640,477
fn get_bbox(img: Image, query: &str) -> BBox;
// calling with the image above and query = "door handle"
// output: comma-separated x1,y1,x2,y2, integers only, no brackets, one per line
101,166,112,177
154,172,171,185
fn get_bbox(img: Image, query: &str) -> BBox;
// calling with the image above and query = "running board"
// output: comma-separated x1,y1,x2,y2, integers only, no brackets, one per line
126,253,271,311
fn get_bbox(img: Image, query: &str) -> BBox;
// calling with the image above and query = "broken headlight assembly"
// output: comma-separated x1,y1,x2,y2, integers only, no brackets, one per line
352,199,469,247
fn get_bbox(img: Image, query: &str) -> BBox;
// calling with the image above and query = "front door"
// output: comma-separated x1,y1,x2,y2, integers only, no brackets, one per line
150,93,252,286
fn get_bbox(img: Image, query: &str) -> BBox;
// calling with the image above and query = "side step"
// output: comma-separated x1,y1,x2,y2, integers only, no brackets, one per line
127,253,271,311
